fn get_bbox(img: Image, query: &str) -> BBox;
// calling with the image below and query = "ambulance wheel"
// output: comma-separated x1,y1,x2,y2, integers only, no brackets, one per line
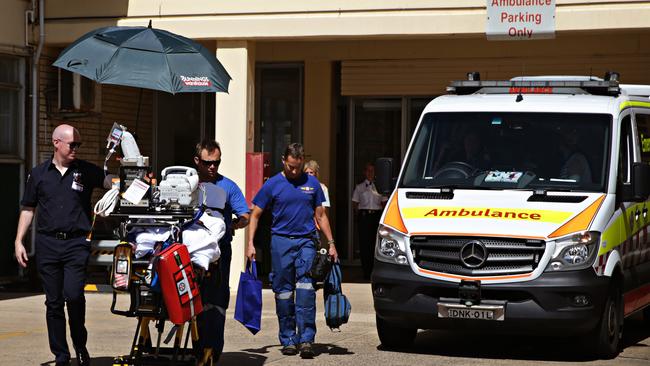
591,283,623,359
376,315,417,349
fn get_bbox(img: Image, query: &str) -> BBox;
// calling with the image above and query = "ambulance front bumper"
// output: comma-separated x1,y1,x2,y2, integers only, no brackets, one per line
371,260,609,335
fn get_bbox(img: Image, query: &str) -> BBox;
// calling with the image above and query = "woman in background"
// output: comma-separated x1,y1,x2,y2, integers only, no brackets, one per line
304,160,330,211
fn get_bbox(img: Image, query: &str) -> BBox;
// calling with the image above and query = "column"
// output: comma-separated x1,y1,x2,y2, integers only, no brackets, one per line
215,40,256,290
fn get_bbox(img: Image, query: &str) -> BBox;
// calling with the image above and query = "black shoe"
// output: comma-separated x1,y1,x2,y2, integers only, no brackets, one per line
76,348,91,366
281,344,298,356
55,361,71,366
299,342,314,359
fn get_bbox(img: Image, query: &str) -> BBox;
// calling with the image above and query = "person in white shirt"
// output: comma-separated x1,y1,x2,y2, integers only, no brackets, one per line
352,162,387,280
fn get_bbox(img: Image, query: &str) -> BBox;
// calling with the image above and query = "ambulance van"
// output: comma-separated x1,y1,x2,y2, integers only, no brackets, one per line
372,73,650,359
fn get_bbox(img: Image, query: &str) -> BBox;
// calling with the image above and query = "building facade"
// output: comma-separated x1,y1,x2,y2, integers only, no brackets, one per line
7,0,650,286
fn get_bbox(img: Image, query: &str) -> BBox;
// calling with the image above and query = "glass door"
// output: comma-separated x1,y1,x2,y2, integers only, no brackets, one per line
347,98,402,262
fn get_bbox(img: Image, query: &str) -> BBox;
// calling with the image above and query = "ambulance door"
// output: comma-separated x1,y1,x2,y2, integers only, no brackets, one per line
631,110,650,312
616,113,638,296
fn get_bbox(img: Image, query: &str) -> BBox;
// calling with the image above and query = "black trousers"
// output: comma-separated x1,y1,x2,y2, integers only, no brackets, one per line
197,242,231,362
358,211,381,279
36,234,90,363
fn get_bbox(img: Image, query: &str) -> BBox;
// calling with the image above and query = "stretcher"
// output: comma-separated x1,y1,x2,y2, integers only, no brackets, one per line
109,213,211,366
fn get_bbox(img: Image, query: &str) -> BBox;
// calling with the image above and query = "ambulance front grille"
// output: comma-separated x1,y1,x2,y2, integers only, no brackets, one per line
410,236,546,276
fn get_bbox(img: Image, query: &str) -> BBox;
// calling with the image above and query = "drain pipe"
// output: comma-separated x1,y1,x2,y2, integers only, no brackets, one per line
28,0,44,258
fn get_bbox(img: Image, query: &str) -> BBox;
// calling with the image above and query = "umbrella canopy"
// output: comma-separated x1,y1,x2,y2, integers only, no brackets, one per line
53,24,230,94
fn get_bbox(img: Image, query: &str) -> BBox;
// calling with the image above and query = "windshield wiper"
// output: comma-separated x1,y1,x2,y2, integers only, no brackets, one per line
424,184,501,191
424,185,456,191
527,189,588,203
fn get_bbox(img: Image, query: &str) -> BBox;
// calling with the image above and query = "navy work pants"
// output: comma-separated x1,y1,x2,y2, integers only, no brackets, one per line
270,234,316,346
35,234,90,363
197,241,231,362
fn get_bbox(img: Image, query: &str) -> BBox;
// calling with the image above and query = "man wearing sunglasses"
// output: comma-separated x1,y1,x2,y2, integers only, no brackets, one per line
14,124,108,366
193,139,250,364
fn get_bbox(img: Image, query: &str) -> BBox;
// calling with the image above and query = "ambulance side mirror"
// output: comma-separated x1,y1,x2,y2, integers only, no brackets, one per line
632,162,650,201
375,157,396,195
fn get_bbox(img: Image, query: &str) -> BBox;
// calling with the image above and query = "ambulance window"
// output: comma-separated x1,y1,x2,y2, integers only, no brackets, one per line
635,112,650,164
618,116,633,184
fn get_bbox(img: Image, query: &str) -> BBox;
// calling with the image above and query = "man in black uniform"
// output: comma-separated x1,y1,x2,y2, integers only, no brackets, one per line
14,124,106,366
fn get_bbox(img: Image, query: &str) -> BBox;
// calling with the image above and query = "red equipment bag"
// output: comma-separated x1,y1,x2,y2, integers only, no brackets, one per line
156,243,203,324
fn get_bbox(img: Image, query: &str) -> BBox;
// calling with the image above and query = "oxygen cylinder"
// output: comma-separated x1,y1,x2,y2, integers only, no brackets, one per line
112,243,132,291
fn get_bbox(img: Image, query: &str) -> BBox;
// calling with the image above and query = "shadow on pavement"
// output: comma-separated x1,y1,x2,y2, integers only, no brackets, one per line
243,343,354,358
60,357,119,366
219,351,267,365
242,344,278,354
622,316,650,351
0,291,41,301
377,317,649,362
313,343,355,356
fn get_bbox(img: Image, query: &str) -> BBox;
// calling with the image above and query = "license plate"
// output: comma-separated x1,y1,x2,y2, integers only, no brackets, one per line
437,303,505,321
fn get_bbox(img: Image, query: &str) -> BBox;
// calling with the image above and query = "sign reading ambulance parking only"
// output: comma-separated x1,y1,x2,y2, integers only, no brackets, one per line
487,0,555,40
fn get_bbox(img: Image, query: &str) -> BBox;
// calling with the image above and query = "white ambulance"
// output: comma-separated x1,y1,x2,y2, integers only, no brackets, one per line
372,73,650,359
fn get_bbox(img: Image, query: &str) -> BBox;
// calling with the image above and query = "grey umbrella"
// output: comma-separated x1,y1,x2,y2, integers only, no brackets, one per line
53,23,230,94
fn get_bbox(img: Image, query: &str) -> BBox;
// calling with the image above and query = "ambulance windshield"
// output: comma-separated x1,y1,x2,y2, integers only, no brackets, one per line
401,112,611,192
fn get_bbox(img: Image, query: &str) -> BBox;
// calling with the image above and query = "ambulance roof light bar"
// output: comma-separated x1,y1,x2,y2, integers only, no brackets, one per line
446,72,621,97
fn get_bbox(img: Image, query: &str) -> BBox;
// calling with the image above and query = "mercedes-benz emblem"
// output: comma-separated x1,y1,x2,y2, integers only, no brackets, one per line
460,240,488,268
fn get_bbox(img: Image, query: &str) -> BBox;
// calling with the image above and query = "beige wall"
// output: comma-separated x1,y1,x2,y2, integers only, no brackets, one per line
256,31,650,63
256,31,650,93
303,61,333,186
44,1,650,44
1,0,28,49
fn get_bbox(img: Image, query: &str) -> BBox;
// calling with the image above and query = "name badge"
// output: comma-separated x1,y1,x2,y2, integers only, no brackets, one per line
72,172,84,192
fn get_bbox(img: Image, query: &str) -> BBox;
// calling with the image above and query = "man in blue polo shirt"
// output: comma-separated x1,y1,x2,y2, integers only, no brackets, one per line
14,124,106,366
193,139,250,364
246,143,338,359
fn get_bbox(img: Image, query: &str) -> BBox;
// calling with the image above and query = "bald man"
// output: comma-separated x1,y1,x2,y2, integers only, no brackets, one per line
14,124,107,366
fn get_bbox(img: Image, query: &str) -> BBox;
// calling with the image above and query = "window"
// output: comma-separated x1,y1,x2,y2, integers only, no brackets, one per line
0,55,25,277
0,56,24,158
58,69,97,112
635,112,650,164
255,64,303,173
402,112,611,192
619,115,633,185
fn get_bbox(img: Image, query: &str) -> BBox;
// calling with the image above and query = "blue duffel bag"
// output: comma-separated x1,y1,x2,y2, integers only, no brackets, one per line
323,262,351,331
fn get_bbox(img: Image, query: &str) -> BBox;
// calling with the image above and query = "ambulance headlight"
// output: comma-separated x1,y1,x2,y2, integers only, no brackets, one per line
376,224,409,266
545,231,600,272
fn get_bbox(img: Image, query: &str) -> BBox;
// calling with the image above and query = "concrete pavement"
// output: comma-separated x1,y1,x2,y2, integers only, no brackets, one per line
1,283,649,366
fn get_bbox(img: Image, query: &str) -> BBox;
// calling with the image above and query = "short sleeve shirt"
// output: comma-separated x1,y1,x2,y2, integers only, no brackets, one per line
321,183,330,208
351,179,385,210
252,172,325,236
212,174,250,244
21,158,105,233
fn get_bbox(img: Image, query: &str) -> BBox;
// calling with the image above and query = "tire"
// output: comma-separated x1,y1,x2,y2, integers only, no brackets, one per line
376,315,417,349
591,284,623,359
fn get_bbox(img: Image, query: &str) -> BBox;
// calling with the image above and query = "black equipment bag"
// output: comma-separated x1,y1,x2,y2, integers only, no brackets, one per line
309,237,332,282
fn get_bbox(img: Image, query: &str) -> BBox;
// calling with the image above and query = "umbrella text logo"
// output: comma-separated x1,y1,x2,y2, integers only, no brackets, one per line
180,75,212,87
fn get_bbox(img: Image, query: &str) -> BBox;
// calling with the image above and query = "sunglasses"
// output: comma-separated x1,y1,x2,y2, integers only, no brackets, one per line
200,159,221,167
56,139,82,150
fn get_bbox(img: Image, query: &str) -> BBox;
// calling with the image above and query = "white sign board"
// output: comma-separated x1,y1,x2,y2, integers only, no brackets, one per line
487,0,555,40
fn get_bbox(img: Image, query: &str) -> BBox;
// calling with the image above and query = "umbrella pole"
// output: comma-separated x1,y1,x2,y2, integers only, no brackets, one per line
135,87,143,134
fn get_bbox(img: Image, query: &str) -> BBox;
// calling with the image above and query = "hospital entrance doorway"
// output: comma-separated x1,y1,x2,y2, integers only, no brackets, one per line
336,97,430,265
